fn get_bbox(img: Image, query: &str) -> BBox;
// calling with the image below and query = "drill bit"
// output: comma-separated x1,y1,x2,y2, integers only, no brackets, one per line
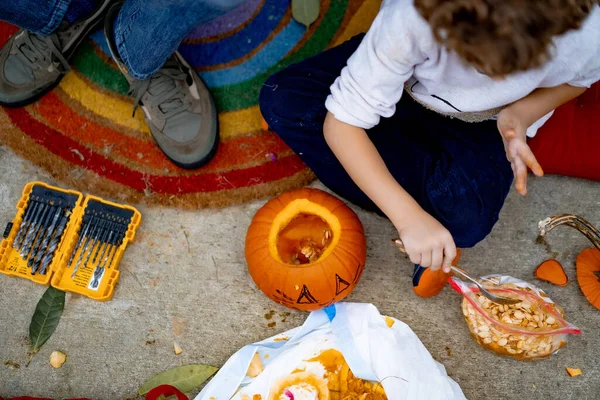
20,202,51,259
95,221,115,266
91,220,121,288
81,219,107,271
91,219,112,265
67,213,93,267
106,220,128,268
30,204,63,274
39,209,71,276
16,200,43,253
72,216,100,277
28,204,58,270
13,199,39,251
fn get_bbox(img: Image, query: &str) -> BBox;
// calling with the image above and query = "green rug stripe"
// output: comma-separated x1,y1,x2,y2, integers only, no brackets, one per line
71,42,130,95
70,0,347,112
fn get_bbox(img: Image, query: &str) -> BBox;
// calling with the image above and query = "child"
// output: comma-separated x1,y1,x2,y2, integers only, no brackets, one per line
260,0,600,283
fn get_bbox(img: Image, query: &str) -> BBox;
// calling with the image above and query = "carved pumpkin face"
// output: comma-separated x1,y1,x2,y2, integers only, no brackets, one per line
245,188,366,311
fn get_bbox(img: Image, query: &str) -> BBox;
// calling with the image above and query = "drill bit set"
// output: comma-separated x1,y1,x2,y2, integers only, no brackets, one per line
0,182,141,301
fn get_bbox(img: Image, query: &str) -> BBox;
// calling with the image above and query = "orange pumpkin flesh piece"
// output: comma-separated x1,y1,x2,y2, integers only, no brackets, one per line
413,249,461,298
246,188,366,311
534,259,568,286
576,248,600,310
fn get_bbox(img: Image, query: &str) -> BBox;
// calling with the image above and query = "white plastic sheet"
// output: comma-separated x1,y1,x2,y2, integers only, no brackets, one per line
196,302,465,400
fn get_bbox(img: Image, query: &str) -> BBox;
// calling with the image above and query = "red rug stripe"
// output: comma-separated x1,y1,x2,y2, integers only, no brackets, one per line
37,91,293,174
6,107,308,194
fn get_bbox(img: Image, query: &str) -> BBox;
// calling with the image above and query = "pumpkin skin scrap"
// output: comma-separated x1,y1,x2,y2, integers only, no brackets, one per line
245,188,366,311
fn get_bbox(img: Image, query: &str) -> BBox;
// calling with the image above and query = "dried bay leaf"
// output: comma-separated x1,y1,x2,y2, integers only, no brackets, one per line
292,0,320,28
138,364,218,395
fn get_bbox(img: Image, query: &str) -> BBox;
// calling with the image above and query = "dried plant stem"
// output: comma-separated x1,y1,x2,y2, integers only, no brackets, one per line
539,214,600,252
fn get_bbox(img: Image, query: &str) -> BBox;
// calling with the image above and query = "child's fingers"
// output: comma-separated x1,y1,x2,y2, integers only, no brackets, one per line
431,248,443,271
420,251,432,269
518,145,544,177
442,242,457,273
513,156,528,195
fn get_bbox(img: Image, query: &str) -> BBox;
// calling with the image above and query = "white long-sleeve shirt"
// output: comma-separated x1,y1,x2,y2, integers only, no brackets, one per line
325,0,600,137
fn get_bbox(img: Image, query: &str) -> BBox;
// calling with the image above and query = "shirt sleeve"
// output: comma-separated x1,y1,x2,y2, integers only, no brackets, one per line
566,7,600,88
325,1,427,129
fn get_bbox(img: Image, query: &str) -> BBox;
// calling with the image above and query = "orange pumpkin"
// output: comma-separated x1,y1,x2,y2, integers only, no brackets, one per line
576,248,600,310
539,214,600,310
245,188,366,311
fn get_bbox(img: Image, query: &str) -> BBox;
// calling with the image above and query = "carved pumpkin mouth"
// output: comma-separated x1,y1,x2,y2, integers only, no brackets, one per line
270,199,341,265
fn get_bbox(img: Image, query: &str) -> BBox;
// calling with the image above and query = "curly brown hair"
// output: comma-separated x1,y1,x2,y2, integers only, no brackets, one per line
414,0,595,77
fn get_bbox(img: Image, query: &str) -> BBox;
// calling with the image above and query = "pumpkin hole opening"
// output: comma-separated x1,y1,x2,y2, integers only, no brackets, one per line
276,213,333,265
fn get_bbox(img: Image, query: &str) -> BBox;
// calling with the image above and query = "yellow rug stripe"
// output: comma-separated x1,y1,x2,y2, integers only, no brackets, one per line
59,72,150,133
333,0,381,46
59,72,262,139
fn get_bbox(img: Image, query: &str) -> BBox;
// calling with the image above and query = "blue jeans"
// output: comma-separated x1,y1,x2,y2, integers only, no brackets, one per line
0,0,245,79
260,34,514,248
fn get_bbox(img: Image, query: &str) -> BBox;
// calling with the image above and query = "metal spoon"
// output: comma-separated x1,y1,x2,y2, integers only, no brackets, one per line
392,238,520,305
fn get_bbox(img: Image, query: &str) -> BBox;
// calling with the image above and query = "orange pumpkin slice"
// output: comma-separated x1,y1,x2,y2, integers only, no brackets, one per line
413,249,461,298
576,248,600,310
245,188,366,311
534,259,568,286
267,372,330,400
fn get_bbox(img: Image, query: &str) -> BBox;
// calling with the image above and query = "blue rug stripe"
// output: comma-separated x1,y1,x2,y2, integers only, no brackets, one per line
198,21,305,88
178,0,288,67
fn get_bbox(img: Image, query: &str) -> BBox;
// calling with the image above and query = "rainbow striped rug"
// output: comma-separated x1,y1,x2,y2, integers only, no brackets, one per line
0,0,380,208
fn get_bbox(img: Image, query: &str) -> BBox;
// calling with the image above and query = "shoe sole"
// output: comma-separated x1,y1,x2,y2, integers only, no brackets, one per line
0,0,115,108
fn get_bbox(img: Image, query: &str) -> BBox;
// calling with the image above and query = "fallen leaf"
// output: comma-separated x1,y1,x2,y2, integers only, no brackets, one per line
138,364,218,395
566,367,582,377
29,287,65,354
291,0,320,28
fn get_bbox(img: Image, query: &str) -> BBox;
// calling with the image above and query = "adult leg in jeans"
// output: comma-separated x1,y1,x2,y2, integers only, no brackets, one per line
0,0,114,106
1,0,73,36
103,0,246,168
259,35,514,249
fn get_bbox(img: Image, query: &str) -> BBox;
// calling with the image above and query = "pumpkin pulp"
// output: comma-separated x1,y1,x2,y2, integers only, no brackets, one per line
270,199,341,265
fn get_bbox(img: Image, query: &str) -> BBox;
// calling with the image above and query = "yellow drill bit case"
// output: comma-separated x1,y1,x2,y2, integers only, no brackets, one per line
0,181,141,301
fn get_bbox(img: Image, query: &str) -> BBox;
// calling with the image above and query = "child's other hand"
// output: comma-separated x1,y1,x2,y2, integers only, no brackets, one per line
497,108,544,196
394,210,457,272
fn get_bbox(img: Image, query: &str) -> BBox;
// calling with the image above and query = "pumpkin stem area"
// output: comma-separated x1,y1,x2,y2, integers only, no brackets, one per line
276,213,333,265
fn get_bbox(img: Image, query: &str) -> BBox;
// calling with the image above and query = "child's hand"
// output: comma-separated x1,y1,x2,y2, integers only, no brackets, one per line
394,209,457,272
497,108,544,196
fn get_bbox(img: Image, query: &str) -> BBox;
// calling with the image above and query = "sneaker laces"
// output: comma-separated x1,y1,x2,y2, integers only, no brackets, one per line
128,59,191,119
14,31,70,76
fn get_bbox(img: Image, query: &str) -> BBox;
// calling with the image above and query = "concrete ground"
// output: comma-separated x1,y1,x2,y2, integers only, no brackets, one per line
0,143,599,399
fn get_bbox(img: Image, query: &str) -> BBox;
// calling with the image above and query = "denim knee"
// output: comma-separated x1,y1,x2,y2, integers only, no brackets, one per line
259,73,285,132
449,209,500,248
260,71,328,137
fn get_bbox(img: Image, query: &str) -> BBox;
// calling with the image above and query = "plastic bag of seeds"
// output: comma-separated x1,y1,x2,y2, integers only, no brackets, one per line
450,275,581,360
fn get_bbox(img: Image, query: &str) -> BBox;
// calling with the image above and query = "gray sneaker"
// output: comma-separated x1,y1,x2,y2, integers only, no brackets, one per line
104,3,219,170
0,0,115,107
